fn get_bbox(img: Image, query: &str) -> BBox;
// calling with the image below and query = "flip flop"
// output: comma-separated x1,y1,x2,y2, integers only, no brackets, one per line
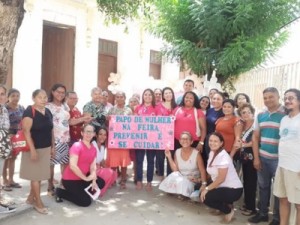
2,185,13,191
34,206,48,215
9,183,22,188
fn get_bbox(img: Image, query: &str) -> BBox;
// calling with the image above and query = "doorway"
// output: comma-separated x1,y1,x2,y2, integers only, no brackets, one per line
42,22,75,93
98,39,117,104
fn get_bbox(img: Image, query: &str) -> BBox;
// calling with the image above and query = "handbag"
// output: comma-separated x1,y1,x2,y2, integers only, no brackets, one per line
11,130,30,153
0,129,12,159
11,106,35,154
194,108,201,137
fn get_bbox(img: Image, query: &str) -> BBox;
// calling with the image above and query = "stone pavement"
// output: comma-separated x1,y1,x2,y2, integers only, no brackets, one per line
0,158,274,225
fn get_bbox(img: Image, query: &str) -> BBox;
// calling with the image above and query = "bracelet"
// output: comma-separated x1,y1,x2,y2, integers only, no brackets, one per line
201,181,207,186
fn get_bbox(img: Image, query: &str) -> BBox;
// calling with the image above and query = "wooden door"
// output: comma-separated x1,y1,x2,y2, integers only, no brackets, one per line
41,23,75,93
98,39,117,104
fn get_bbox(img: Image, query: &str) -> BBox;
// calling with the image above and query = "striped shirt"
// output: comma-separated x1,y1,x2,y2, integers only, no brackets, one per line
254,105,285,159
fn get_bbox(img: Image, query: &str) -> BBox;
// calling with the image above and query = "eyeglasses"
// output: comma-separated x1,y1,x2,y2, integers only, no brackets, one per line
241,111,252,115
283,96,296,102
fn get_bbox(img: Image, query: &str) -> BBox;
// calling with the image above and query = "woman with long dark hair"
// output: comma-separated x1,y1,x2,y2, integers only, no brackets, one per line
170,91,206,175
200,132,243,223
92,127,117,196
134,88,157,191
155,87,177,179
46,83,70,196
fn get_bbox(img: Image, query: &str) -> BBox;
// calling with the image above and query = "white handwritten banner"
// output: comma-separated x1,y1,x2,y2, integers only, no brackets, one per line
108,115,175,150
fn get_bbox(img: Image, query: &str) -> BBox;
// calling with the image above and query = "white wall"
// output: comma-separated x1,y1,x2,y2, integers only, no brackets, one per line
12,0,180,109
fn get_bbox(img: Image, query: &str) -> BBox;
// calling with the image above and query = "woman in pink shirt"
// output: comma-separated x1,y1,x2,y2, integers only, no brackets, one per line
134,89,157,191
155,87,177,180
55,124,105,206
171,91,206,174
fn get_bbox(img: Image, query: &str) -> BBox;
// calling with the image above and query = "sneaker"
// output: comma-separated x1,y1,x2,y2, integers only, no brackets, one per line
0,204,16,214
248,213,269,223
241,209,257,216
269,220,279,225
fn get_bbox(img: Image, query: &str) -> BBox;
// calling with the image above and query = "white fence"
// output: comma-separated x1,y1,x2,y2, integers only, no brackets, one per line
233,62,300,109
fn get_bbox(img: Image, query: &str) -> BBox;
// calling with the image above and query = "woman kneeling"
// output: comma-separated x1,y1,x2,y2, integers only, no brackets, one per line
56,124,105,207
200,132,243,223
159,131,207,198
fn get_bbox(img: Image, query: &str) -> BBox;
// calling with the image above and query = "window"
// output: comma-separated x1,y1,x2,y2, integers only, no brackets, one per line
99,39,118,56
149,50,161,80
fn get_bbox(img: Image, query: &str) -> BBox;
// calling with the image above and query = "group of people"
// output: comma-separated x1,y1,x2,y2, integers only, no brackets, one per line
0,81,299,225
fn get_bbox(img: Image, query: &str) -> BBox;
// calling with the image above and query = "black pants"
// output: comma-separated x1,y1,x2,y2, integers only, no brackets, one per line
156,150,165,176
57,177,105,207
204,187,243,214
242,160,257,211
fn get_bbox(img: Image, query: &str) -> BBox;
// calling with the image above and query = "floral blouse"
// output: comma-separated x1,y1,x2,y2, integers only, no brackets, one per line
0,104,10,130
108,105,132,116
46,102,70,143
6,104,25,134
83,101,107,127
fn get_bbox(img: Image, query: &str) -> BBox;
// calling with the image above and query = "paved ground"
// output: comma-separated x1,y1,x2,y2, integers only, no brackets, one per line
0,158,279,225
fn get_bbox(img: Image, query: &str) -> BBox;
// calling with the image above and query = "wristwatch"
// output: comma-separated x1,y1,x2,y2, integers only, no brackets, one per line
199,141,204,146
205,186,209,191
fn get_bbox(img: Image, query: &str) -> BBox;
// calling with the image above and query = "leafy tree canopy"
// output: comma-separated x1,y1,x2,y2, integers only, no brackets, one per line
149,0,300,83
96,0,152,24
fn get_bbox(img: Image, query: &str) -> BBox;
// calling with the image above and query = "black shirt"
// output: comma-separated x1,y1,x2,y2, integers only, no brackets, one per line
23,106,53,149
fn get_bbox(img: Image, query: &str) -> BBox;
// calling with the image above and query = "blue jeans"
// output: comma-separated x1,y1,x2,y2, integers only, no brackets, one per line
135,149,156,182
257,157,279,221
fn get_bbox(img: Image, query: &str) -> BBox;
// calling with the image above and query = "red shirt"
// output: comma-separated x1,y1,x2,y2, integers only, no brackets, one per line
173,106,205,141
156,102,173,116
69,107,83,142
134,104,157,116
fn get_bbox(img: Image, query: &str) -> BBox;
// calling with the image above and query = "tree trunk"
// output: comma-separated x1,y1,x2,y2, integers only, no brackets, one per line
0,0,25,84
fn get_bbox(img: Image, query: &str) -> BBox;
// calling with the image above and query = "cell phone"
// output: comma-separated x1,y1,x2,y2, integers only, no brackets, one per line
84,184,101,200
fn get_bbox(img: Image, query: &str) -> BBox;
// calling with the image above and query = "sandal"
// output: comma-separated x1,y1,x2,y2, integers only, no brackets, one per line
2,185,13,192
120,180,126,190
47,187,55,196
9,183,22,188
34,206,48,215
145,183,152,192
136,181,143,190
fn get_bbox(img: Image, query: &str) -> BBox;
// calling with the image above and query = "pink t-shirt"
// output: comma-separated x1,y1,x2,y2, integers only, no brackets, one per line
63,141,97,180
173,107,205,141
207,150,242,188
156,102,173,116
134,104,157,116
